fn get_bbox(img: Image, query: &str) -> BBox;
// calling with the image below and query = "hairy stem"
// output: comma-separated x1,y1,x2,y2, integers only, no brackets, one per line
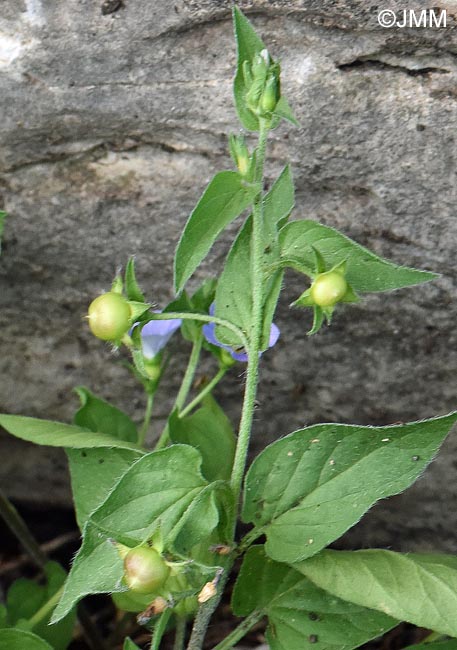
147,312,249,353
173,617,187,650
187,561,232,650
180,367,227,418
150,610,172,650
187,119,271,650
138,392,154,446
211,611,264,650
230,117,270,502
175,334,203,412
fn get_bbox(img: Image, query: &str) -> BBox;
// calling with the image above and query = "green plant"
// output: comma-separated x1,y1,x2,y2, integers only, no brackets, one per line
0,9,456,650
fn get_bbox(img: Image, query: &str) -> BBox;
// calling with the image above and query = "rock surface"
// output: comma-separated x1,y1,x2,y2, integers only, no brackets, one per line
1,1,457,552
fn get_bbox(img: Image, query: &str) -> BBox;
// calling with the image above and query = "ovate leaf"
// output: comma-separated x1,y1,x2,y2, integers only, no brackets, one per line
174,171,260,293
242,413,457,563
168,397,236,481
74,387,138,443
52,445,220,622
280,220,437,292
297,549,457,638
0,414,141,451
67,447,142,530
233,7,265,131
233,547,396,650
0,629,53,650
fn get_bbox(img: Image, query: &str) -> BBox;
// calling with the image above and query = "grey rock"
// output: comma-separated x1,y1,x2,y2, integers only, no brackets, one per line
1,1,457,553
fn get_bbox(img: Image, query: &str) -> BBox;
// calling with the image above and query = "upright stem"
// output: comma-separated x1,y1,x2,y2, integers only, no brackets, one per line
173,617,187,650
187,560,232,650
138,392,154,446
175,334,203,412
27,585,64,628
180,367,227,418
230,118,270,502
150,610,172,650
211,611,264,650
187,119,271,650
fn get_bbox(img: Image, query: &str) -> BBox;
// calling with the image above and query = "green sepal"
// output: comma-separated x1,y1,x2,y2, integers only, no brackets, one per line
111,274,123,294
273,95,300,127
125,257,146,303
309,305,324,335
127,301,151,322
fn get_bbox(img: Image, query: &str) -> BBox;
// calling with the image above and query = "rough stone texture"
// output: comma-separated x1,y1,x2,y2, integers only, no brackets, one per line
1,1,457,552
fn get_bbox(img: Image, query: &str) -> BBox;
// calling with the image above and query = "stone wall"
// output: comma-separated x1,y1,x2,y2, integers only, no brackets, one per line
1,0,457,552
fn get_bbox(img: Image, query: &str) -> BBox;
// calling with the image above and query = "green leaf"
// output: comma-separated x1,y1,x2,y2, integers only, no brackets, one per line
296,549,457,638
168,397,236,482
242,413,457,563
0,414,141,451
215,166,294,347
280,220,437,292
174,171,260,293
0,629,54,650
6,562,75,650
233,7,265,131
52,445,220,622
124,639,141,650
232,547,396,650
0,211,6,255
67,447,142,530
74,387,138,443
52,523,124,624
273,96,300,127
124,257,145,303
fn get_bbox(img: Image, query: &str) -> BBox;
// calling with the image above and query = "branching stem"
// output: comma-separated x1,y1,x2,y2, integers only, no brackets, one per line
180,367,227,417
211,611,264,650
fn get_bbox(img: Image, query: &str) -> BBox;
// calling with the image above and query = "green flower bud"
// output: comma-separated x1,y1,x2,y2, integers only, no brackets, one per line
310,272,348,307
88,292,131,341
123,547,170,594
260,73,280,114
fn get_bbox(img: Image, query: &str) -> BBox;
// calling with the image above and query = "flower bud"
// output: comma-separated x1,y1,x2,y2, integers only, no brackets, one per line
88,292,131,341
260,73,280,114
123,547,170,594
310,272,348,308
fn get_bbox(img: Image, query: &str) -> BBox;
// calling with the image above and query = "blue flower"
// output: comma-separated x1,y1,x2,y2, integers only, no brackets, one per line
135,314,182,359
202,305,279,362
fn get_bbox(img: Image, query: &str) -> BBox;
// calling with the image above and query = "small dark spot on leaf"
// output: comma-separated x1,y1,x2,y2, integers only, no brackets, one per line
99,458,105,464
309,634,319,643
81,451,87,457
309,612,319,621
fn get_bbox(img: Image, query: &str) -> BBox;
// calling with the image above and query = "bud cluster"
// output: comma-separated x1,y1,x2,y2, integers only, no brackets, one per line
243,48,281,118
